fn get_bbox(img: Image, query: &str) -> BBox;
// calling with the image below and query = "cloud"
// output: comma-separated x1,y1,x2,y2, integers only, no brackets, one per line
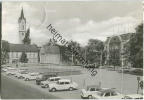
51,16,141,46
2,2,142,47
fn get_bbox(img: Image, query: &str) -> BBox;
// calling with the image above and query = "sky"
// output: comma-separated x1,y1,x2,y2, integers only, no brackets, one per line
2,1,143,46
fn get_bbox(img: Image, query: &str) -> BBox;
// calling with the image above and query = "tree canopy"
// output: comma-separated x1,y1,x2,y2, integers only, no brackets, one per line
129,24,143,68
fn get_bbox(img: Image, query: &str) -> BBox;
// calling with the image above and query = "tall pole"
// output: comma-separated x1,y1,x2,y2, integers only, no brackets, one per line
72,51,73,66
85,48,87,61
100,51,103,66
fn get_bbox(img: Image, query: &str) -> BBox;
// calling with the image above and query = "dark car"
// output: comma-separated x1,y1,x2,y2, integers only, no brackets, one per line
84,64,99,69
36,72,57,85
129,68,143,76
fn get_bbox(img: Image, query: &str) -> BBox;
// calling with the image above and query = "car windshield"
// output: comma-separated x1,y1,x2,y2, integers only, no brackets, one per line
90,88,95,91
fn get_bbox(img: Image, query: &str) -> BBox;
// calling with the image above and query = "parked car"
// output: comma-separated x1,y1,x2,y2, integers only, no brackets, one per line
128,68,143,76
24,72,40,81
123,94,143,99
41,76,61,88
107,66,115,71
6,68,17,75
81,85,105,99
15,70,29,78
49,79,78,92
36,73,57,85
2,67,8,72
117,67,130,73
92,89,124,99
84,64,99,69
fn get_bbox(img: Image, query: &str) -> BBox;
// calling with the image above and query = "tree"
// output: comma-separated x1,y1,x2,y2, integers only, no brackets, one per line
23,28,31,44
20,52,28,63
129,24,143,68
85,39,104,65
1,40,9,64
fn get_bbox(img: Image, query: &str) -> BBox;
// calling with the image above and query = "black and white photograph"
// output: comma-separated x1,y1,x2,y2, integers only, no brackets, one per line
1,0,143,99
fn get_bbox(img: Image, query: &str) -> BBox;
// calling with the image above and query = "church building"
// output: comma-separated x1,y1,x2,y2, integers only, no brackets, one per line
7,8,39,64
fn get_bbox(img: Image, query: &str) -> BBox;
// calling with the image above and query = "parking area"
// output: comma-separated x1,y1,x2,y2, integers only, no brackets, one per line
1,64,143,99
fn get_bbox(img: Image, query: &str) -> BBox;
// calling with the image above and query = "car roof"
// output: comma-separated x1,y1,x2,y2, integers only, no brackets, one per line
99,89,117,93
87,85,101,89
49,76,61,79
29,72,39,75
7,67,16,70
42,72,57,75
58,79,71,82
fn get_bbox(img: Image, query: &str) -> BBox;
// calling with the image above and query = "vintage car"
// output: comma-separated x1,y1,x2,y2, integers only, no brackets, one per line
24,72,40,81
41,76,61,88
117,67,130,73
15,70,29,78
6,68,17,75
2,67,8,72
128,68,143,76
92,89,124,99
36,73,57,85
123,94,143,99
81,85,106,99
49,79,78,92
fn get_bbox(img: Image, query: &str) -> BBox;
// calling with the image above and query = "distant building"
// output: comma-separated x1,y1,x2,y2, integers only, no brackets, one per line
8,43,39,63
104,33,133,67
40,39,61,64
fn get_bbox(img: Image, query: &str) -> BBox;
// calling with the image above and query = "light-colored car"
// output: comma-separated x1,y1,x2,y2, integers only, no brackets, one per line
123,94,143,99
15,70,29,78
2,67,8,72
49,79,78,92
92,89,124,99
81,85,107,99
41,76,61,88
24,72,40,81
6,68,17,75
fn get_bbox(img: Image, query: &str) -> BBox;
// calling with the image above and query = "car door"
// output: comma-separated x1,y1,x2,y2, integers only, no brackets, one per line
57,82,65,90
64,82,70,90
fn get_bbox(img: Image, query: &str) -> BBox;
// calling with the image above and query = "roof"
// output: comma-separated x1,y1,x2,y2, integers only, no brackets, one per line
18,8,26,21
58,79,71,82
100,89,117,93
40,45,60,54
87,85,101,89
49,76,61,79
9,43,38,52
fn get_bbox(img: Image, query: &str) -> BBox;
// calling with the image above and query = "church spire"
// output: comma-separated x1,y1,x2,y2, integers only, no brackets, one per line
18,7,26,22
20,7,25,19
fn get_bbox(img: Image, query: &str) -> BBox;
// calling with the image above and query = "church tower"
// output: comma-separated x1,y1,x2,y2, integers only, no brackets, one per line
18,8,26,44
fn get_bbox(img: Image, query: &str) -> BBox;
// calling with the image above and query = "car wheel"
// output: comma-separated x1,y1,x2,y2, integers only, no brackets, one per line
88,95,93,99
69,87,73,91
51,88,56,92
25,78,29,81
45,84,49,88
